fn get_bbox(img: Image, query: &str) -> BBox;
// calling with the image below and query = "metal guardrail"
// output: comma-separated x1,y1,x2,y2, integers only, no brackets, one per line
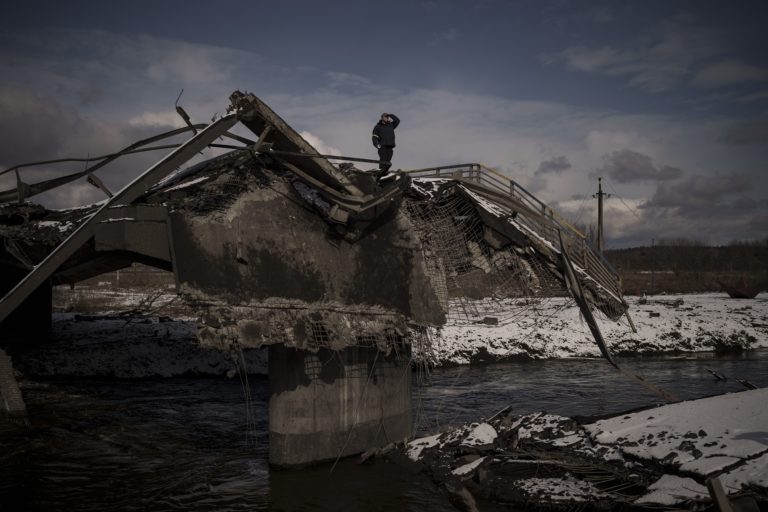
404,163,624,300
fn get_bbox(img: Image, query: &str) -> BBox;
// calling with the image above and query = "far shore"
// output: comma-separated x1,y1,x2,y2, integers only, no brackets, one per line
6,290,763,379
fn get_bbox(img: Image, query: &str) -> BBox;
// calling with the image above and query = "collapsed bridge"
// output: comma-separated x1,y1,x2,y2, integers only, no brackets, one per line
0,91,628,466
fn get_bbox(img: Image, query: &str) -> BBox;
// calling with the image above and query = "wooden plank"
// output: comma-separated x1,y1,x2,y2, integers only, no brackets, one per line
707,477,734,512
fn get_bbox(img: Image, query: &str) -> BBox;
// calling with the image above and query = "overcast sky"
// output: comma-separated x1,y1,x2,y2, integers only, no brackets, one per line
1,0,766,247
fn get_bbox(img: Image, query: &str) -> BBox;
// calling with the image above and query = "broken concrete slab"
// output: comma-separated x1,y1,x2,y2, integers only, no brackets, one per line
403,389,768,509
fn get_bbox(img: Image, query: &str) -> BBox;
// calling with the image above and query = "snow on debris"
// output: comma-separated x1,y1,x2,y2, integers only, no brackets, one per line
721,452,768,492
407,433,442,461
516,475,609,502
585,388,768,491
99,217,135,223
404,391,768,508
461,423,497,446
153,151,235,189
407,429,463,461
452,456,486,475
37,220,75,233
164,175,211,192
635,474,708,505
409,177,452,199
460,187,509,218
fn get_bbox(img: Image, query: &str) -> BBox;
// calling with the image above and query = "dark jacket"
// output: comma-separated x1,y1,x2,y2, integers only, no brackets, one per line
372,114,400,148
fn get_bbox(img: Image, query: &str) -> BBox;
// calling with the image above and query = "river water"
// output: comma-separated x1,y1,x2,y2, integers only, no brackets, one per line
2,350,767,511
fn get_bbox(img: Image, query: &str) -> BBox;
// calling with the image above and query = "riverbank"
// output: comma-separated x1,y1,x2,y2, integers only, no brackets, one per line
8,293,766,378
429,293,768,365
403,388,768,510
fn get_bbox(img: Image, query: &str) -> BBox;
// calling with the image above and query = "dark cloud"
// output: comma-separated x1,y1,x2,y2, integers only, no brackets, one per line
0,85,189,208
536,155,571,175
597,149,683,183
428,28,458,47
641,172,751,215
720,120,768,145
748,200,768,232
550,20,724,93
692,60,768,88
0,86,80,165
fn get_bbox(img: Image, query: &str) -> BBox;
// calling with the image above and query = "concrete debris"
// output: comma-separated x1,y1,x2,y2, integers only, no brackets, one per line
400,389,768,510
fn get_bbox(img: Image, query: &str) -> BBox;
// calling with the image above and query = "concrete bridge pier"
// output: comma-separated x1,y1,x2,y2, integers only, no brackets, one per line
268,343,411,467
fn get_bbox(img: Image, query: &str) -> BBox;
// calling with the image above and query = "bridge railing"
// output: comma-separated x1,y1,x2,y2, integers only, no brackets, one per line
403,163,623,300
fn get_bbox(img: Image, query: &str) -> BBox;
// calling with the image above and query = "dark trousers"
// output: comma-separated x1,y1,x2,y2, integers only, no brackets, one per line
378,146,394,171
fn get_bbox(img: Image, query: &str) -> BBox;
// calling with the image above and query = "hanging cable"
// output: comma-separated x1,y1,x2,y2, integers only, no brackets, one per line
603,178,644,222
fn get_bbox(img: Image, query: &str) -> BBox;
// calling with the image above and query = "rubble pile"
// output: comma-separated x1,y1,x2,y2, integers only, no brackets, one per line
402,389,768,510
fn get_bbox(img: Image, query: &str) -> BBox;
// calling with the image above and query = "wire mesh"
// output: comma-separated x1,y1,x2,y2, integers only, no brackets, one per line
403,191,569,326
152,150,273,215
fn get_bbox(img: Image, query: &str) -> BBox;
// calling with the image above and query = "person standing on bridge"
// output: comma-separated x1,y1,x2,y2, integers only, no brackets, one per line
372,113,400,174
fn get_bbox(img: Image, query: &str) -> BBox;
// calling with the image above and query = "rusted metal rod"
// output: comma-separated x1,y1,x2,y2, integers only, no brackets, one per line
266,148,383,165
0,142,246,203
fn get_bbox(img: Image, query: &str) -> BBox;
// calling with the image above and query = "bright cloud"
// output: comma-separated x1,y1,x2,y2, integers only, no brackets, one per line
299,131,342,156
129,110,185,128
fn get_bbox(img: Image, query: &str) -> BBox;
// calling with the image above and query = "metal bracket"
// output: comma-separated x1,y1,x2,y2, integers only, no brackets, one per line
86,173,114,198
14,169,29,204
252,125,273,152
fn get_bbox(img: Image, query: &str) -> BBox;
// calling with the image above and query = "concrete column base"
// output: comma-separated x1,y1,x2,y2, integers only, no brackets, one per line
268,343,411,468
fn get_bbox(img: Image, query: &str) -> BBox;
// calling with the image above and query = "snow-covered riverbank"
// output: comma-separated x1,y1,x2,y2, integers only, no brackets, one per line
429,293,768,365
11,293,766,378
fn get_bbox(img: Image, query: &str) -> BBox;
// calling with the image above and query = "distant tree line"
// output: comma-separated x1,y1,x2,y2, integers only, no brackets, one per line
604,240,768,273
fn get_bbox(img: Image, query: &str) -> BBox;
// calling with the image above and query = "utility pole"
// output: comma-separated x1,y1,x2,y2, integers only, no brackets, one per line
650,238,655,295
593,177,610,254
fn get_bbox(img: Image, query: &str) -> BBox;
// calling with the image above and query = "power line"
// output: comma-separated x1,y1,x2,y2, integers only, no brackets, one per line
603,178,644,221
572,189,592,225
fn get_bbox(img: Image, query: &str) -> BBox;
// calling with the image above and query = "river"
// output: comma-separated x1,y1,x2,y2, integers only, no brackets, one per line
2,350,767,511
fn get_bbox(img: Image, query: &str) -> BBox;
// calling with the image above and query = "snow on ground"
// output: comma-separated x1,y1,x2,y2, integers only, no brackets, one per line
31,290,766,377
585,388,768,492
429,294,768,365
